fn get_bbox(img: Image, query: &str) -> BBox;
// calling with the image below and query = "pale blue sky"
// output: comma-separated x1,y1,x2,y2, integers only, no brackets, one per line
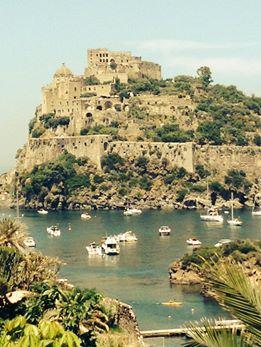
0,0,260,172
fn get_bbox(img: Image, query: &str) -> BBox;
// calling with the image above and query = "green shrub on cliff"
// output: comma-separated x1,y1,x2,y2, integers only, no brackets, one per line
101,153,125,172
148,123,193,143
224,169,251,191
21,153,91,204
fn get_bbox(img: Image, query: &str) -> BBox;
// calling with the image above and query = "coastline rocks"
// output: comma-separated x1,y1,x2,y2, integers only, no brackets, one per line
169,261,203,285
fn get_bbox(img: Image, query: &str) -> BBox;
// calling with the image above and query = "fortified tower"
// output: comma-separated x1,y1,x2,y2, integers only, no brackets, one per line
84,48,161,83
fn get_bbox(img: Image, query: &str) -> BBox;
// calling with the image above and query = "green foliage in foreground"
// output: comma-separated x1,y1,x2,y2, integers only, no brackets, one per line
0,219,120,346
0,316,81,347
184,259,261,346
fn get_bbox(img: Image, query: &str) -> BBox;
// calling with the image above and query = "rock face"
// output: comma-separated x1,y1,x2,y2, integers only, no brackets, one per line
169,261,203,285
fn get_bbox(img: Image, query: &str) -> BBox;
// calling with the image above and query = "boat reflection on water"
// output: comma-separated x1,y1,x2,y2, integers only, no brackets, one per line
87,254,119,267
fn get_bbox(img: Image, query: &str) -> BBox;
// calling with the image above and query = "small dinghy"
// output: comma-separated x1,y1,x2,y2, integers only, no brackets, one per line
38,209,48,215
23,237,36,248
186,238,202,246
159,226,171,236
86,242,103,256
81,213,91,220
161,300,182,307
117,231,138,242
123,208,142,216
47,225,61,237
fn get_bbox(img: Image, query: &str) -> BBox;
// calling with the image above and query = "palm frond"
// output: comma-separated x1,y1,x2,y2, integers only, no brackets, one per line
184,318,252,347
205,260,261,343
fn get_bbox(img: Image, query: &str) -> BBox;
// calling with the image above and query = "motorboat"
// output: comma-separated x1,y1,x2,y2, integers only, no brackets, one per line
81,213,91,220
123,208,142,216
186,238,202,246
101,236,120,255
161,300,182,307
200,208,224,223
23,237,36,248
86,242,103,256
215,239,232,248
159,226,171,236
117,231,138,242
38,209,48,215
46,225,61,237
227,192,242,226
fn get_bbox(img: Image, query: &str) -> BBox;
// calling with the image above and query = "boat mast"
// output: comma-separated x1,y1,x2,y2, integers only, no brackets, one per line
231,192,234,220
15,171,20,219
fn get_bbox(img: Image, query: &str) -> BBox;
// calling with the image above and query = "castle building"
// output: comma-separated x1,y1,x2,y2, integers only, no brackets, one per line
84,48,162,83
40,48,162,119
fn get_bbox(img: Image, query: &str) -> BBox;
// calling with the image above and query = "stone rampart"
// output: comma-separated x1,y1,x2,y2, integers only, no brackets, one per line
20,136,261,180
107,141,194,172
23,135,110,171
194,145,261,179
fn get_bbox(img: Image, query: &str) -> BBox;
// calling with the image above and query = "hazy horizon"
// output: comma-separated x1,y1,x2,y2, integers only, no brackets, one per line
1,0,260,173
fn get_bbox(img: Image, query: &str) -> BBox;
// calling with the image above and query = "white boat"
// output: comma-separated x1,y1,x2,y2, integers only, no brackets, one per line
46,226,61,237
123,208,142,216
23,237,36,247
86,242,103,256
186,238,202,246
158,226,171,236
81,213,91,220
101,236,120,255
252,205,261,216
117,231,138,242
215,239,232,248
38,209,48,215
200,208,224,223
227,192,242,226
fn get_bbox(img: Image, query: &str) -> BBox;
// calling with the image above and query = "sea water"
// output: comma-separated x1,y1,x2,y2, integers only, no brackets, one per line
1,208,260,345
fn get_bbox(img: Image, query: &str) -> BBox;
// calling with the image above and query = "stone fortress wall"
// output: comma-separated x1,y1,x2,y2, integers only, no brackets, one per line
194,145,261,180
21,136,194,173
20,135,261,180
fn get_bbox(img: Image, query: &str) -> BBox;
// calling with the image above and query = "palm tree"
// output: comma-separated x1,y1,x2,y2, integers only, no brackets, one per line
0,218,27,251
184,260,261,347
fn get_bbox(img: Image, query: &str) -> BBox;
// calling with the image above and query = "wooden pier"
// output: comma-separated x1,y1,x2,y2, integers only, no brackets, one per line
141,319,245,338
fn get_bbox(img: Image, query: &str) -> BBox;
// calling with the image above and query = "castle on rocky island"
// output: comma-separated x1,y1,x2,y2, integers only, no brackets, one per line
16,48,260,180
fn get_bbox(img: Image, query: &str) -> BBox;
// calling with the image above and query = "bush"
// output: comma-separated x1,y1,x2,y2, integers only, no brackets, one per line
84,75,100,85
254,135,261,146
80,128,89,135
135,156,148,170
93,175,104,184
224,169,251,191
176,189,188,202
139,176,152,190
40,114,70,129
31,128,44,138
195,164,210,179
101,154,125,171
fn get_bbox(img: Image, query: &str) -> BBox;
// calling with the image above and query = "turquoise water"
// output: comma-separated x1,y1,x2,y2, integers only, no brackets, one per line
1,209,260,336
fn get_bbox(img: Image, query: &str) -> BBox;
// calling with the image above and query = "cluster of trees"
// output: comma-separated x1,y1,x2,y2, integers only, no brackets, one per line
0,218,123,346
146,123,194,143
21,153,90,206
40,114,70,129
80,124,119,137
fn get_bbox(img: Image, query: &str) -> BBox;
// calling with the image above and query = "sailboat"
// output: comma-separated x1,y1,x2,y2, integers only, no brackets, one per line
200,182,224,223
227,192,242,226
